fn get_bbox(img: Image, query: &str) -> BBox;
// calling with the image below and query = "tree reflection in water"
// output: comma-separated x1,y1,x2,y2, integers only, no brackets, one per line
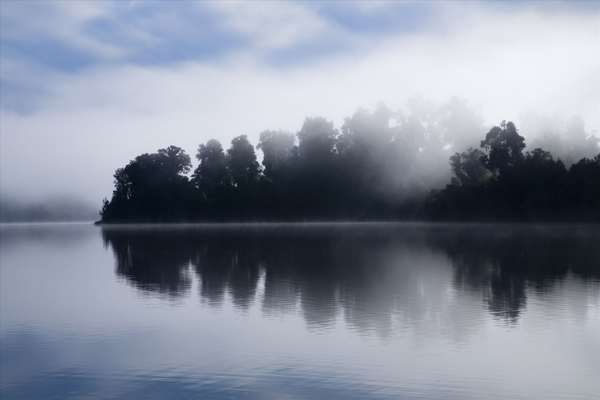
102,224,600,332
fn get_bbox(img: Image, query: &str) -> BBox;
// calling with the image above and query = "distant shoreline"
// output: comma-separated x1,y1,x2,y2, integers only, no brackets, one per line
92,220,600,228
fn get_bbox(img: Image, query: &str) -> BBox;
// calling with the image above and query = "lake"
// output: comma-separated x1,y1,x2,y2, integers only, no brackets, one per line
1,222,599,399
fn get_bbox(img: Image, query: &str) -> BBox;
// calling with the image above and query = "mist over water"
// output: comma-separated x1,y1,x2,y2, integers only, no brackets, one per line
0,196,98,222
2,223,598,399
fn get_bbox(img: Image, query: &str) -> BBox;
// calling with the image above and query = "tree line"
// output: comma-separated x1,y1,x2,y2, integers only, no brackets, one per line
99,100,600,223
426,121,600,221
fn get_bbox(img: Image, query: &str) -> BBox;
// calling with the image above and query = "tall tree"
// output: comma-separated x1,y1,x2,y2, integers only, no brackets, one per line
297,117,337,164
338,103,393,155
337,104,398,199
480,121,526,174
193,139,231,196
257,130,296,179
156,145,193,178
227,135,260,186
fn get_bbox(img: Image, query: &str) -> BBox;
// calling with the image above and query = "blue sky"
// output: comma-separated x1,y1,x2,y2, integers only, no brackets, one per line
1,1,598,204
1,2,439,75
2,1,596,77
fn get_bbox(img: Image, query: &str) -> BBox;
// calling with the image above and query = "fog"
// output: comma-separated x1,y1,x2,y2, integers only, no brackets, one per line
0,195,98,222
1,1,598,209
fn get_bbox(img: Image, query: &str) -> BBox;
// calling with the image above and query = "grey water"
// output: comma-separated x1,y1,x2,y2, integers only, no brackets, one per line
1,222,599,400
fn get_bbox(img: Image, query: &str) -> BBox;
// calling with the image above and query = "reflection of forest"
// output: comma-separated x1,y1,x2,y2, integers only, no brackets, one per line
427,226,600,324
102,225,600,333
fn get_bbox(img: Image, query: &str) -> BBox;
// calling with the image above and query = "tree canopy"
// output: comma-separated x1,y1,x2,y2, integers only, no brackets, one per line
480,121,526,175
101,146,194,222
193,139,231,194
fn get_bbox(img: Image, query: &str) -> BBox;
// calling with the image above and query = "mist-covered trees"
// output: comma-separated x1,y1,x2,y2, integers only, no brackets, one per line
522,112,599,166
297,117,337,163
257,130,296,178
99,101,600,223
480,121,526,175
338,104,396,189
449,148,490,185
423,121,600,221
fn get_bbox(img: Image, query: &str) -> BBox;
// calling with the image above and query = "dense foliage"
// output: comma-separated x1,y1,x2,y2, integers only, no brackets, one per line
424,122,600,221
99,101,600,223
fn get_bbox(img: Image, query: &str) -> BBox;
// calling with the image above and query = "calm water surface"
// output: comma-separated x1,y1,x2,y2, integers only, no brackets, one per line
1,223,599,399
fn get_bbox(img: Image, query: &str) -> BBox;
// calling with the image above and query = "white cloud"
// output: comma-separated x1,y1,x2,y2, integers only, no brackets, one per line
207,2,332,51
1,1,127,60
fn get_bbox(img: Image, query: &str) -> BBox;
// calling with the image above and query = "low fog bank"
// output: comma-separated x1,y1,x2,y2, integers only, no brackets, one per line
0,196,98,223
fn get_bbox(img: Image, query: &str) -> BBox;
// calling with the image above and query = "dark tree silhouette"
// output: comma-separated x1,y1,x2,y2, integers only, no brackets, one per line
227,135,261,187
567,155,600,218
193,139,231,196
480,120,526,175
297,117,338,163
100,146,195,222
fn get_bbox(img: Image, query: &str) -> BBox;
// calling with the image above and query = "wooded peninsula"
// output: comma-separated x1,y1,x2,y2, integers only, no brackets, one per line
98,100,600,223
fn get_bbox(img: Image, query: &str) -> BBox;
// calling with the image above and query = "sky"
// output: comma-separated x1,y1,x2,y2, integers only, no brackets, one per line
1,1,599,207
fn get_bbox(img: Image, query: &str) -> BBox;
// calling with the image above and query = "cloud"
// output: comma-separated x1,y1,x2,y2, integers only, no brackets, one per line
1,2,125,60
0,2,598,205
0,1,439,75
208,2,330,51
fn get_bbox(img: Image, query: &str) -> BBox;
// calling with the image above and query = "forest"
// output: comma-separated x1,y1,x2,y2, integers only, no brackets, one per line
98,98,600,223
